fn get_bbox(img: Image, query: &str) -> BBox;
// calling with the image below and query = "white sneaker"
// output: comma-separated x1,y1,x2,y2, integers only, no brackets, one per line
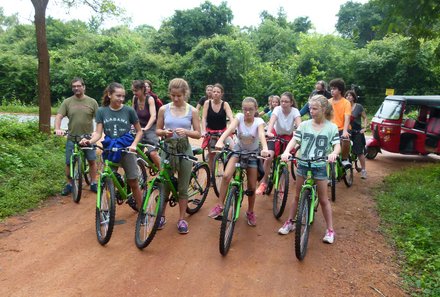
361,170,367,179
278,220,295,235
323,229,335,244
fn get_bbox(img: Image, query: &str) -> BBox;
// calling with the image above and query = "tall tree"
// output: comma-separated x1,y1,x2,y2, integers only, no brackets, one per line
30,0,119,133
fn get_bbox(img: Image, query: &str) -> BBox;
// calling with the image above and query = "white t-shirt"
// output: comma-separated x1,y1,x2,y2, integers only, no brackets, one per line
272,106,301,135
235,113,264,152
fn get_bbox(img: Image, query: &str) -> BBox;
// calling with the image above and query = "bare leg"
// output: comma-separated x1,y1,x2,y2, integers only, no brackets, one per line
316,179,333,231
127,179,142,209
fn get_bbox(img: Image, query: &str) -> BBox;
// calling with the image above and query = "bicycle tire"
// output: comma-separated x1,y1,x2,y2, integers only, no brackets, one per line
135,184,164,249
290,159,297,180
329,162,336,202
265,161,274,195
219,185,238,256
137,158,148,199
71,155,83,203
273,166,289,219
96,177,116,245
343,166,354,187
83,156,91,185
186,163,210,214
212,153,225,197
295,188,312,261
202,147,209,163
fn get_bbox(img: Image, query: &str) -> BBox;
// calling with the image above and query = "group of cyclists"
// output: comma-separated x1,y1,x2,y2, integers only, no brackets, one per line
55,77,369,243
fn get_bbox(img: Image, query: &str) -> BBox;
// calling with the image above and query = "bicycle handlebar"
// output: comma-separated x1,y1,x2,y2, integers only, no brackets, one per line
156,144,199,163
94,145,137,155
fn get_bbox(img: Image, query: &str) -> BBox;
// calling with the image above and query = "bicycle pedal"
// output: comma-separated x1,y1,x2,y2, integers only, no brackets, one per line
214,215,223,221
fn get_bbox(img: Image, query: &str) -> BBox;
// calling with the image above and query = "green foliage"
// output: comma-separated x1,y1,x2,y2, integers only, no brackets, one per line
375,164,440,296
0,118,65,219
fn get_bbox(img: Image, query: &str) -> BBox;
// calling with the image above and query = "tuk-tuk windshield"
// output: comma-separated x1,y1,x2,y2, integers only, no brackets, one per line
375,100,402,120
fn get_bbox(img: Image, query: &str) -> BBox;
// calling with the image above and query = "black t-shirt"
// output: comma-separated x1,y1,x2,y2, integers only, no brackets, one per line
198,96,207,106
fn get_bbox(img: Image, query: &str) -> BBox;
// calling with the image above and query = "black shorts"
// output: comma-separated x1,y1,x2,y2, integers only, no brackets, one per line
351,132,366,155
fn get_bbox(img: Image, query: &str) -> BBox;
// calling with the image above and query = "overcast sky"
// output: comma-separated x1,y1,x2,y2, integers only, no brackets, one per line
0,0,367,34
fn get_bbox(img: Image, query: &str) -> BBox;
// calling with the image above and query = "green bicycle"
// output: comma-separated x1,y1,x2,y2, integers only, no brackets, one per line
264,137,292,219
95,146,146,245
64,132,94,203
294,156,328,261
219,148,264,256
135,144,210,249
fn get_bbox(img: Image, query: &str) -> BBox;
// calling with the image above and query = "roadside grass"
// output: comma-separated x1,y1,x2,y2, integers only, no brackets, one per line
375,164,440,296
0,98,59,114
0,118,65,219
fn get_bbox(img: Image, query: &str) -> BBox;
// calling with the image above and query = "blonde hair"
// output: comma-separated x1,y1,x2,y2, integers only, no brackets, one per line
309,95,332,120
168,78,191,101
242,97,258,109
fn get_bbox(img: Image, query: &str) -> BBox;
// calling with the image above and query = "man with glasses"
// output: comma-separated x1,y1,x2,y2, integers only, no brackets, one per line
55,77,99,195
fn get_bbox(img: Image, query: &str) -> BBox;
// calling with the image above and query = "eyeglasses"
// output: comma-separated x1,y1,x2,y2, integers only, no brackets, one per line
72,85,83,89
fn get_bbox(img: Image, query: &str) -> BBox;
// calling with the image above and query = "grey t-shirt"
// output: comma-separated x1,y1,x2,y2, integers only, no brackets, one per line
96,105,139,138
351,103,364,131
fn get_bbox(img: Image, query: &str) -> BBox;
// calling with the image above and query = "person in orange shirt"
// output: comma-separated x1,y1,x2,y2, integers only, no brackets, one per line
329,78,351,167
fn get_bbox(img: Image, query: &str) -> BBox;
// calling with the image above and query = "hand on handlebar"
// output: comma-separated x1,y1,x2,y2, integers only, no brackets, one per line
79,138,91,146
260,149,269,158
214,140,224,150
327,153,338,163
55,129,65,136
266,131,274,138
281,152,291,162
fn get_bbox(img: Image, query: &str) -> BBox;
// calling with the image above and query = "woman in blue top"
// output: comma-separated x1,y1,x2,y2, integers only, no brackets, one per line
156,78,201,234
81,82,143,209
278,95,340,244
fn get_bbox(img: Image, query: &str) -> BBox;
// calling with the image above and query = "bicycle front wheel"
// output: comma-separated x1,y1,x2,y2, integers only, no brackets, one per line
186,163,210,214
273,166,289,219
290,159,297,180
137,158,148,198
83,156,91,185
212,153,225,197
343,166,354,188
135,183,164,249
71,155,83,203
219,185,239,256
295,188,312,261
96,177,116,245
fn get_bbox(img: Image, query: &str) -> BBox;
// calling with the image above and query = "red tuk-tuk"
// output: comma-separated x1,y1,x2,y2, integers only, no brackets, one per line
366,95,440,159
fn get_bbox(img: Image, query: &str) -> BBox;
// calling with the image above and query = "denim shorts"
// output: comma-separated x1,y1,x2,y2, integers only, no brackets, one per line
65,140,96,165
296,163,327,180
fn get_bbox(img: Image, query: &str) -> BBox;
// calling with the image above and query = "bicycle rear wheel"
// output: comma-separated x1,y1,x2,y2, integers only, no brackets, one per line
295,188,312,261
212,153,225,197
187,163,210,214
265,161,274,195
219,185,238,256
273,166,289,219
135,183,164,249
96,177,116,245
71,155,83,203
328,162,336,202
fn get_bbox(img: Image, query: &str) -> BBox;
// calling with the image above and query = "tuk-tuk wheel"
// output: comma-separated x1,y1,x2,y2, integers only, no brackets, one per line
366,147,379,160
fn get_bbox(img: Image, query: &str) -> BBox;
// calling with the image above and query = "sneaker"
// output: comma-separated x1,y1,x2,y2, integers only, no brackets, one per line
278,220,295,235
361,170,367,179
323,229,335,244
341,160,352,169
126,196,138,212
90,182,98,193
246,211,256,227
61,183,72,196
255,182,267,195
208,204,223,219
158,216,166,230
177,219,189,234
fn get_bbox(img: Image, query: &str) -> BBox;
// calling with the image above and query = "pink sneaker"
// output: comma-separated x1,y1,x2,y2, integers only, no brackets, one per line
246,211,256,226
323,229,335,244
208,204,223,219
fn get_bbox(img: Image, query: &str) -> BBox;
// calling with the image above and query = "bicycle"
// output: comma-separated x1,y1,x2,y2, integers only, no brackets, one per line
202,131,227,197
327,137,354,202
218,148,265,256
135,144,210,249
263,136,292,219
294,156,328,261
95,146,145,245
60,132,95,203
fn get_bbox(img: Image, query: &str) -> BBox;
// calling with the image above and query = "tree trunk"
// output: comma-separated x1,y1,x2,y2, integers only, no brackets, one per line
31,0,51,134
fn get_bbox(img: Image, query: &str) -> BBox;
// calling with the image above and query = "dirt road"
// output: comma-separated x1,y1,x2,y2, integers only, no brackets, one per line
1,151,438,297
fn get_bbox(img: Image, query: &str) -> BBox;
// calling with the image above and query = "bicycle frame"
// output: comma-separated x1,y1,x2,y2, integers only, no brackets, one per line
300,169,318,224
97,159,133,208
136,143,159,174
